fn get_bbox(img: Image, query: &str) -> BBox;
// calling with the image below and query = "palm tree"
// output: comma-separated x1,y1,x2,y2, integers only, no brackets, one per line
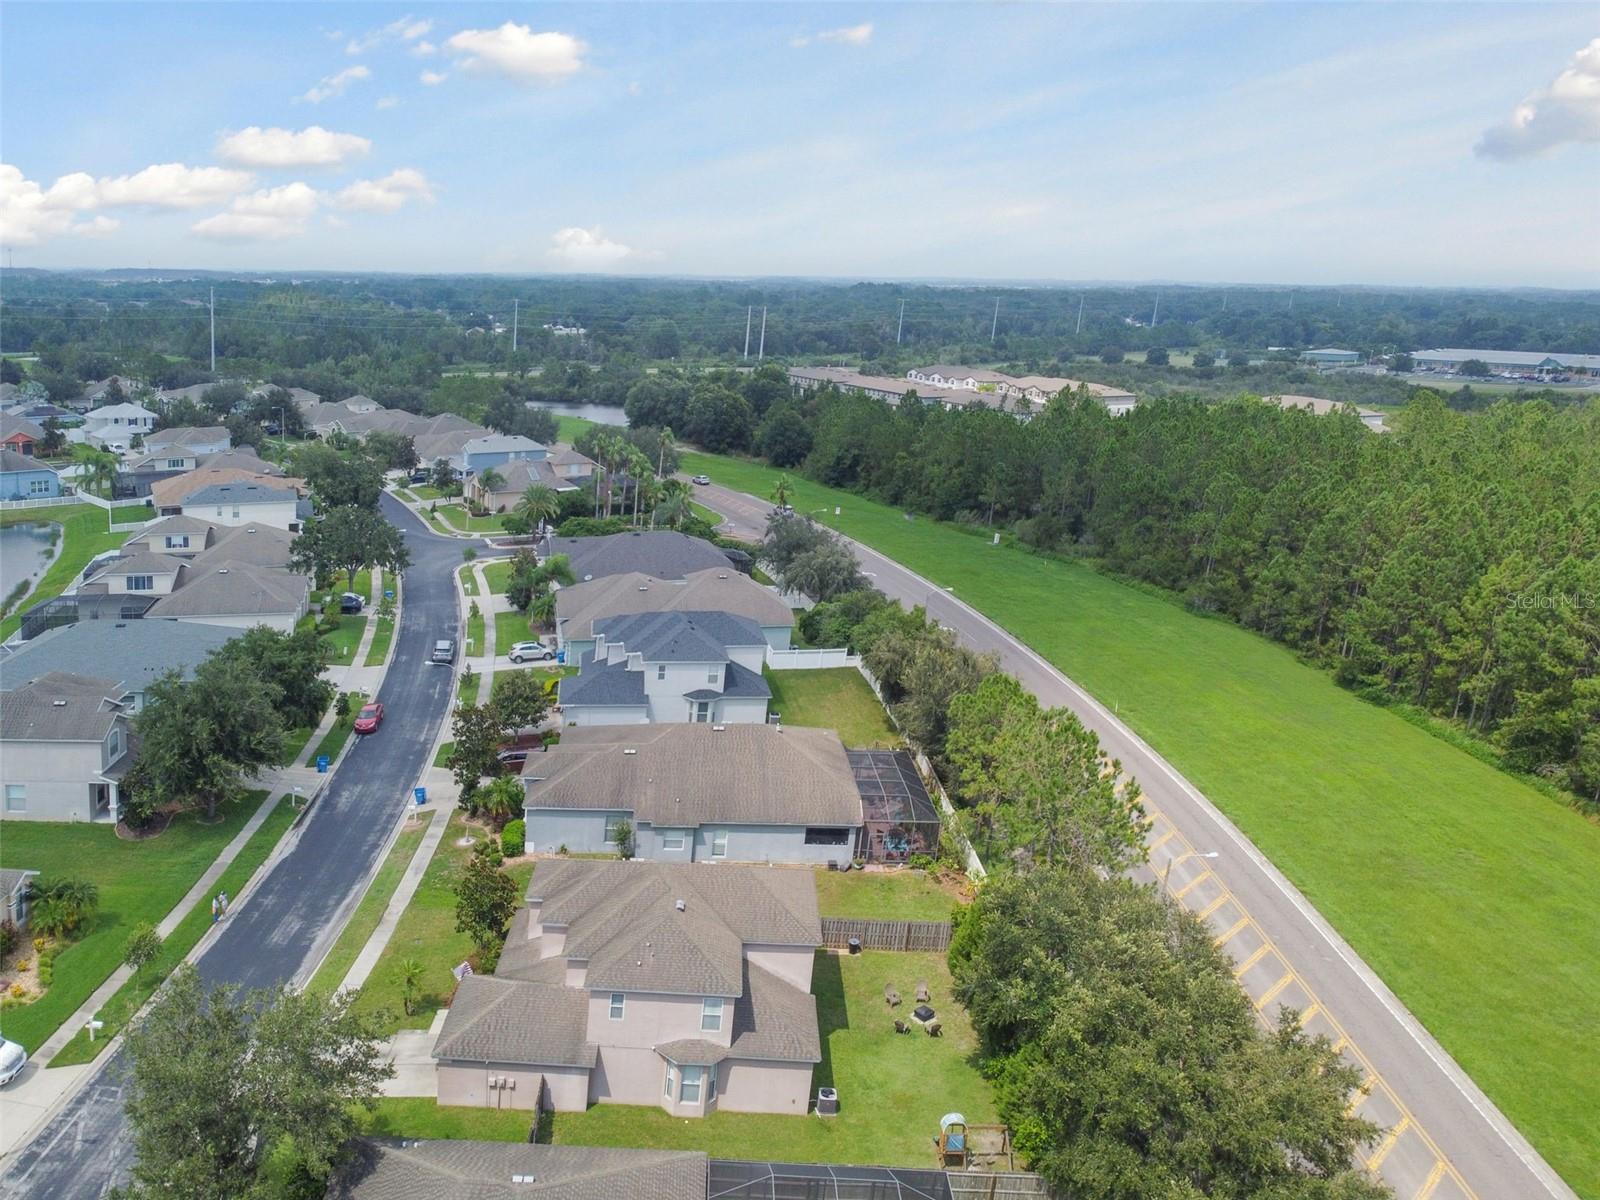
656,480,692,530
475,775,524,830
529,589,558,629
473,467,505,512
79,449,119,500
532,553,576,590
771,474,794,508
31,877,100,937
514,484,560,533
626,448,653,527
656,426,675,479
398,958,424,1015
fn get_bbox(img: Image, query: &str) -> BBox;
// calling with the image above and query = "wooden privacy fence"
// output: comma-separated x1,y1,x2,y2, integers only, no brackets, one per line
947,1172,1057,1200
821,916,952,952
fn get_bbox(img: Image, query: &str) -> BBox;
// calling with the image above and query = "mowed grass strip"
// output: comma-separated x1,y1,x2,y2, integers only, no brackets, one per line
681,449,1600,1195
764,666,899,748
0,504,128,640
0,795,269,1053
306,812,434,997
813,868,961,923
50,792,294,1065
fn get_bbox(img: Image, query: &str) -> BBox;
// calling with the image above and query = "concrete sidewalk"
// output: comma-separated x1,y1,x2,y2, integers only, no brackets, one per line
336,806,450,994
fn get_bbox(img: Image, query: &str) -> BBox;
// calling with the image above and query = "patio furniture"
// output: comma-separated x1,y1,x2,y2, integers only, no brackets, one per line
912,1004,935,1023
925,1019,943,1037
915,981,930,1003
884,984,902,1007
894,1019,910,1034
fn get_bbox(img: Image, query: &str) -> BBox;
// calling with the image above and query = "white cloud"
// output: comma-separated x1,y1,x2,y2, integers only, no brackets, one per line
1477,37,1600,160
794,23,873,49
420,70,448,86
445,22,586,82
375,96,399,110
0,165,116,244
411,40,436,57
300,65,371,103
346,15,434,55
1,160,260,244
215,125,371,168
92,163,255,209
547,225,633,270
192,181,320,240
331,168,434,212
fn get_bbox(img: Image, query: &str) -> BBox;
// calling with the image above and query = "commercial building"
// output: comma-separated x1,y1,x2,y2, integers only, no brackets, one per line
1410,348,1600,376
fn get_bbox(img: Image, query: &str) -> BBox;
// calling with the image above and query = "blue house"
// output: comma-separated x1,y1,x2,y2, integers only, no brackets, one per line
457,433,548,476
0,448,62,501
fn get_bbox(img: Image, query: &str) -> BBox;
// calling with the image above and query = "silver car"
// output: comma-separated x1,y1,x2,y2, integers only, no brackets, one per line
0,1037,27,1086
508,641,555,663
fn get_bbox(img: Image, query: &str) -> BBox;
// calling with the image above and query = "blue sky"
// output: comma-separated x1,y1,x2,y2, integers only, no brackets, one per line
2,2,1596,286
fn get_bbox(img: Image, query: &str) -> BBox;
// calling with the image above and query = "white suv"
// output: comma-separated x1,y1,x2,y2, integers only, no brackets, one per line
508,641,556,663
0,1037,27,1086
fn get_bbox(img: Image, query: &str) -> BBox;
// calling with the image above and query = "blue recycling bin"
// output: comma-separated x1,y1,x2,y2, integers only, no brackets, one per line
414,786,427,806
316,755,330,773
556,649,566,664
385,589,395,600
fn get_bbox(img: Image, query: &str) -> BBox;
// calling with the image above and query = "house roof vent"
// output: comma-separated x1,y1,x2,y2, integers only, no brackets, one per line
622,748,637,755
712,724,725,732
51,699,68,707
675,899,685,912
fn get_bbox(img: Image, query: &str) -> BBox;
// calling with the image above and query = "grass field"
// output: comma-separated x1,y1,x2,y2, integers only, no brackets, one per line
0,504,127,640
682,450,1600,1194
494,609,533,651
306,813,434,997
764,666,899,748
364,613,395,666
350,812,535,1034
50,793,293,1065
0,795,270,1053
813,869,962,922
466,603,486,656
437,504,508,534
318,612,368,665
433,741,455,768
458,563,479,596
481,559,512,594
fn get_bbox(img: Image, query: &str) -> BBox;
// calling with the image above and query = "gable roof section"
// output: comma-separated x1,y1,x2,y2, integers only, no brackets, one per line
329,1140,706,1200
557,568,793,633
181,481,297,507
144,425,228,451
557,653,647,709
0,672,128,741
144,561,307,617
432,975,596,1067
88,550,188,579
543,531,734,583
592,610,767,663
0,619,237,696
132,514,216,544
150,467,304,510
0,447,48,473
0,414,45,442
523,724,861,831
196,522,295,569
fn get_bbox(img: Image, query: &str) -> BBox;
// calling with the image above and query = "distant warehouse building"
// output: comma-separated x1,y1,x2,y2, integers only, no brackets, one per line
1299,348,1364,369
1410,348,1600,376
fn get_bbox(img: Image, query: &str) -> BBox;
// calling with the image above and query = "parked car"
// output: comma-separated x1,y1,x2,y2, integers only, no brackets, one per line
408,468,429,484
353,702,385,734
507,641,555,663
339,592,364,614
0,1037,27,1087
431,639,455,664
496,748,530,768
691,474,711,485
773,503,795,516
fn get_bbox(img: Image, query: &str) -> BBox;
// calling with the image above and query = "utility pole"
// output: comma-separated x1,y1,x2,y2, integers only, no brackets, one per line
757,306,767,359
209,287,216,372
1074,294,1085,336
896,299,905,345
743,306,752,359
990,298,1000,342
512,299,518,352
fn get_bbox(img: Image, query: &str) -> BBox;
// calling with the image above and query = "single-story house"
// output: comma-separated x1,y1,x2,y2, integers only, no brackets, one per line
327,1140,707,1200
0,447,61,500
433,859,822,1117
0,672,135,822
0,618,238,711
555,567,795,657
1,414,45,456
522,723,864,863
558,611,772,727
540,531,739,584
1,868,40,929
142,425,231,457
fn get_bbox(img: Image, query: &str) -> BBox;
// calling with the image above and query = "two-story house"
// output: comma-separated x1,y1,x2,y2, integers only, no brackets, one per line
0,672,135,822
141,425,232,458
555,568,794,658
433,859,822,1117
179,481,303,531
521,724,865,863
465,445,600,510
558,611,771,726
82,402,157,452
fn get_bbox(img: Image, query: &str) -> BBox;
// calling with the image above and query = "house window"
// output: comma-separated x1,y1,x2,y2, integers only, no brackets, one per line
165,535,189,549
661,830,686,851
663,1062,675,1098
127,575,154,592
656,664,667,681
609,993,625,1020
709,830,728,860
4,785,24,813
107,727,123,760
701,997,724,1032
231,506,240,519
804,828,851,846
706,668,719,684
678,1065,703,1104
29,478,51,495
707,1066,717,1104
692,701,711,723
604,816,628,845
166,458,185,469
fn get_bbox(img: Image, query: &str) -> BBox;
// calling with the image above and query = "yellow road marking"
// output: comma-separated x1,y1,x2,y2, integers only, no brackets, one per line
1197,892,1230,919
1254,972,1296,1009
1366,1116,1411,1170
1149,827,1177,851
1232,943,1273,977
1296,1002,1321,1026
1415,1161,1449,1199
1213,915,1251,946
1174,869,1213,899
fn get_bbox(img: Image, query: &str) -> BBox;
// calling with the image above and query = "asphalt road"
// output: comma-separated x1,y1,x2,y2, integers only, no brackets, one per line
694,479,1574,1200
0,495,475,1200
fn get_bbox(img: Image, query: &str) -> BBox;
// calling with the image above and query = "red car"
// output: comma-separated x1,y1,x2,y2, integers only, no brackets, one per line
353,702,384,734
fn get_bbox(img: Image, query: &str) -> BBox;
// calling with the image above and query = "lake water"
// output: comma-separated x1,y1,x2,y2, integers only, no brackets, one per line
0,521,59,597
532,401,626,428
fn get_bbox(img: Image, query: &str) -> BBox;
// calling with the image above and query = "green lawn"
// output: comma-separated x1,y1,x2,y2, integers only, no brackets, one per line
690,500,723,527
0,794,271,1053
364,614,395,667
466,604,486,657
555,415,597,443
764,666,899,748
0,505,128,640
307,692,365,766
318,612,369,665
481,559,512,594
494,609,533,650
681,450,1600,1195
814,869,962,922
437,504,508,534
306,813,434,997
458,564,479,596
350,813,535,1034
109,502,154,523
411,484,446,500
433,741,455,768
50,793,293,1065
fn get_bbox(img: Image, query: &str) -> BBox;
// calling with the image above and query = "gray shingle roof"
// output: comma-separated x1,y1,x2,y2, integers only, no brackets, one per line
558,568,793,635
0,447,45,473
133,514,216,544
592,610,766,663
0,619,237,696
0,414,45,442
464,433,546,455
144,425,229,450
432,976,596,1067
542,531,735,583
730,959,823,1063
181,481,297,506
144,561,307,617
195,523,294,569
0,672,129,741
523,724,862,831
557,653,647,708
682,658,769,702
88,551,188,579
328,1139,707,1200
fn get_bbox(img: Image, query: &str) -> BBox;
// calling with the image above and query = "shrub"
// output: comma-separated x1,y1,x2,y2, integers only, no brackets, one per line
0,921,16,958
335,693,352,724
501,819,526,858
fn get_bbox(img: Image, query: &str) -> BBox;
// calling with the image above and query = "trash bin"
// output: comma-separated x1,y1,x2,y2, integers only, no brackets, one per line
847,936,862,955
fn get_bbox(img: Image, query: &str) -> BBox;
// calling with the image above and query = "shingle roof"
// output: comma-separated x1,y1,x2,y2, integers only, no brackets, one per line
144,561,307,617
328,1139,707,1200
182,481,297,507
195,449,281,475
195,523,295,569
542,531,735,583
0,620,237,696
592,610,766,663
89,551,189,578
149,467,304,510
0,414,45,442
523,724,861,831
131,514,215,544
432,976,596,1067
464,433,546,455
558,568,793,634
557,653,647,708
730,959,823,1062
477,457,580,496
0,672,129,741
143,425,229,450
0,447,49,473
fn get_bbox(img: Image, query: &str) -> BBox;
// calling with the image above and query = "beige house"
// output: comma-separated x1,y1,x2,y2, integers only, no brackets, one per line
555,566,795,656
0,672,134,823
434,860,822,1118
328,1141,707,1200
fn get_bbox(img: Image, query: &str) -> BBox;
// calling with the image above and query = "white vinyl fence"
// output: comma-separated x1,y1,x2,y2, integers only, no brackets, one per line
765,647,861,670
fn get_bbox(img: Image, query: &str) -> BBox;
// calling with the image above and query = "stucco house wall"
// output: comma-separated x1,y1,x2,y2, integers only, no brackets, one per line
745,944,816,992
586,991,729,1050
762,624,793,651
171,610,299,634
717,1059,814,1114
709,696,770,725
562,703,649,728
180,497,298,530
0,733,127,822
687,822,858,867
588,1045,669,1108
1,463,62,500
523,807,630,854
435,1063,544,1111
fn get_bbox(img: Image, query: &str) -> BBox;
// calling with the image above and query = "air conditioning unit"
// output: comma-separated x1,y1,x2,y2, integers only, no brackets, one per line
816,1087,839,1116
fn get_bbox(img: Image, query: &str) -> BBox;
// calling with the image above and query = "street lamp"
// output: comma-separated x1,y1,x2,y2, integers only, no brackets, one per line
1161,850,1217,893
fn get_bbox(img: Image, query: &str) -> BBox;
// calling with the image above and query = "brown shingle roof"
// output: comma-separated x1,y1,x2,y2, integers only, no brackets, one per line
431,976,596,1067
